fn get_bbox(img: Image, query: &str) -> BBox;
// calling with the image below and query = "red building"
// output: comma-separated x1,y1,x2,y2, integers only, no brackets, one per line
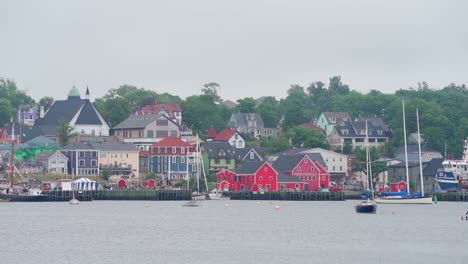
216,161,306,192
272,154,330,191
390,181,407,192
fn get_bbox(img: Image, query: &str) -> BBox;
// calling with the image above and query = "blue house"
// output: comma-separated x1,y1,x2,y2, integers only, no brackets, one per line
60,142,100,176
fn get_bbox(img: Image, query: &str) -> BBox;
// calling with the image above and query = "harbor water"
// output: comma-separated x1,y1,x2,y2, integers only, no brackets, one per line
0,200,467,264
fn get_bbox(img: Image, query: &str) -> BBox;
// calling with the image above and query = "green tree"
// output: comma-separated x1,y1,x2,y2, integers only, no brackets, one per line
352,147,388,185
55,121,78,146
202,82,222,103
285,126,329,148
0,99,15,126
101,167,112,180
260,136,292,154
328,76,350,95
181,95,227,134
235,97,257,113
93,97,132,128
38,96,54,112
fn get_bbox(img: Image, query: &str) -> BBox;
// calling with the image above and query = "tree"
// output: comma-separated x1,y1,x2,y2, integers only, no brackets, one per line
260,136,292,154
352,147,388,185
235,97,257,113
0,99,15,126
93,97,132,128
285,126,329,148
55,121,78,146
202,82,222,103
181,95,227,134
328,76,350,95
38,96,54,112
101,168,112,180
343,140,353,154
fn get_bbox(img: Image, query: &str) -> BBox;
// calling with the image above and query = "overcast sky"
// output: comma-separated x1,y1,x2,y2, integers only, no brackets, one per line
1,0,467,102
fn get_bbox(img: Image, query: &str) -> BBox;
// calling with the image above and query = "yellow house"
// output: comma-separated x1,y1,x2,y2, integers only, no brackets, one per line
91,142,140,178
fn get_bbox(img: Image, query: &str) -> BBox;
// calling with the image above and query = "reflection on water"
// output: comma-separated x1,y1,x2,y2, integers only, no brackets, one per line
0,200,467,264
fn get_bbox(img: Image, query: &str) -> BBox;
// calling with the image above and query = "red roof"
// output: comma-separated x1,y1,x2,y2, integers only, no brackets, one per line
213,129,237,141
150,136,192,147
299,123,326,134
134,104,182,115
207,126,217,138
222,100,239,106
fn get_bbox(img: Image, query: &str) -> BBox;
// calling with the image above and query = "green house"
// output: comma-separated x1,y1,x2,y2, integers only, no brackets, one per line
15,136,59,162
200,142,237,175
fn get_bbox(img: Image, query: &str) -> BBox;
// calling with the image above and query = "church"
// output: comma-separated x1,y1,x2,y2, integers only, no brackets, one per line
33,86,110,137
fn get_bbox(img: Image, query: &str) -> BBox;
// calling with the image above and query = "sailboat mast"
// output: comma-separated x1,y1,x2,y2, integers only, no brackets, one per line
10,121,15,188
365,120,370,192
402,100,410,195
416,109,425,196
196,134,200,192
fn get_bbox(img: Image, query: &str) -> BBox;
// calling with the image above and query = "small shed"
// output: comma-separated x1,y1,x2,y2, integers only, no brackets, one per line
390,181,407,192
215,180,229,191
147,179,156,188
118,179,128,189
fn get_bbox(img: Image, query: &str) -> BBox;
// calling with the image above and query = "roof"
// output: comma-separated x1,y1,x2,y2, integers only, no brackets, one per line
60,142,95,150
3,124,45,142
229,113,264,128
150,136,191,147
201,142,236,158
74,101,103,125
394,145,440,154
68,86,80,97
272,155,307,171
213,129,238,141
277,171,303,183
221,100,239,106
334,119,390,138
90,142,139,152
113,114,164,129
34,150,68,161
207,126,217,138
299,123,326,134
230,161,264,175
134,104,182,115
25,136,57,146
422,158,444,176
388,161,425,168
234,147,262,161
322,112,351,123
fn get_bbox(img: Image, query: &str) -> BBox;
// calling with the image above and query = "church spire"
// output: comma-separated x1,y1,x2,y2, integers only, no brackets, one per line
85,86,90,100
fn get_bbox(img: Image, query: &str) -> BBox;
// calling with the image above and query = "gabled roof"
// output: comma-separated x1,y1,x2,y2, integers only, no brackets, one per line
277,171,303,183
113,114,165,129
229,113,264,128
422,158,444,176
322,112,351,123
90,142,139,152
230,161,265,175
26,136,57,146
150,136,191,147
213,129,239,141
34,150,68,161
272,154,307,172
207,126,217,138
235,147,262,161
201,142,236,158
74,100,103,125
334,119,390,138
60,142,95,150
134,104,182,115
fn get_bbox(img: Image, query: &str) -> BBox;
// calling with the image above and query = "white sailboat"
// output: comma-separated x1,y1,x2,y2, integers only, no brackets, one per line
192,134,208,200
376,105,432,204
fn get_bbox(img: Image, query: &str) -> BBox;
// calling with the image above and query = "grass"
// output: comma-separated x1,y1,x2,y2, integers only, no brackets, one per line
30,174,109,183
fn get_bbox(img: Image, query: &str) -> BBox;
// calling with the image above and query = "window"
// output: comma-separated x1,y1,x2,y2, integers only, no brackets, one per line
342,129,349,135
378,130,382,135
235,134,238,139
79,151,84,158
258,184,262,188
340,166,343,171
79,160,85,166
91,129,95,136
304,159,308,163
313,176,316,180
266,184,271,188
164,147,167,153
297,167,302,172
81,129,85,134
311,167,315,172
172,147,176,153
92,152,97,158
330,117,336,123
322,176,325,181
181,157,185,163
226,159,231,164
215,159,220,164
91,160,97,166
172,157,176,163
264,167,268,172
181,147,185,154
101,153,106,158
156,130,168,137
259,176,263,180
269,176,273,180
156,119,168,126
147,130,154,137
170,131,177,137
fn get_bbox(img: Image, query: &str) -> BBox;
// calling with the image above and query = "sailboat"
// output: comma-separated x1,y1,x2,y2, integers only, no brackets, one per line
355,120,377,213
192,134,209,200
375,105,432,204
0,121,47,202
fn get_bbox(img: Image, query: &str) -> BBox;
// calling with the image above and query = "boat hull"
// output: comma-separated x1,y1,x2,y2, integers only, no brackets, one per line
375,196,432,204
436,178,459,191
0,193,48,202
355,202,377,213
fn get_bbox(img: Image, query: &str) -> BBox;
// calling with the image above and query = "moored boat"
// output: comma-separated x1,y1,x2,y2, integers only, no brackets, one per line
435,170,459,191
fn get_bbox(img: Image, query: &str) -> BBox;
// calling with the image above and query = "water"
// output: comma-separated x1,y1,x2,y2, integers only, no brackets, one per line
1,200,467,264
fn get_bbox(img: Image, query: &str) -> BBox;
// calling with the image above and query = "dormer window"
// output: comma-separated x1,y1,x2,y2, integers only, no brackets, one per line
343,118,349,122
361,130,366,135
342,129,349,135
330,117,336,123
378,130,383,135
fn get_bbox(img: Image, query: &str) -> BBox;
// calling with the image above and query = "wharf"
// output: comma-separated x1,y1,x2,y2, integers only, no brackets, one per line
43,190,468,202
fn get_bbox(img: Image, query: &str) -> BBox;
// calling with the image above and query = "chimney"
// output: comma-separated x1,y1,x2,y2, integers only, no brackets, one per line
40,106,45,118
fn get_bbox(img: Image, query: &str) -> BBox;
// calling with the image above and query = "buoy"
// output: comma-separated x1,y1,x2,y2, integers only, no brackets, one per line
91,202,95,205
275,205,280,210
269,201,273,204
256,202,261,205
225,204,230,207
392,212,396,214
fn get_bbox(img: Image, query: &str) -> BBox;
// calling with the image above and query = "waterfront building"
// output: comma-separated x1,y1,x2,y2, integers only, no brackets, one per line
91,142,140,179
134,103,183,126
34,151,69,175
200,141,237,175
60,142,100,176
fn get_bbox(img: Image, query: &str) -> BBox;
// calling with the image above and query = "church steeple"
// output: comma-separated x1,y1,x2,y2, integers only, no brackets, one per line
85,86,90,100
68,85,81,99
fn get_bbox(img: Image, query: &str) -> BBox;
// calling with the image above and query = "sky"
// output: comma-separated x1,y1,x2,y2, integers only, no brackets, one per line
1,0,468,102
